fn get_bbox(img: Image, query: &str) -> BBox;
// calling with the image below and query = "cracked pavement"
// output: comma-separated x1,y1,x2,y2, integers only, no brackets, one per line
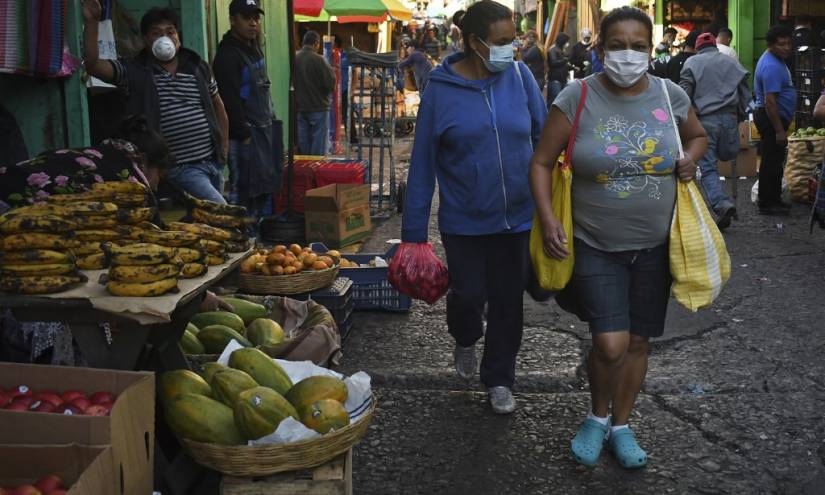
336,142,825,494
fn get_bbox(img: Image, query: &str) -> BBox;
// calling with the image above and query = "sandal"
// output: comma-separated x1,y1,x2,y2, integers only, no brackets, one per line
570,418,610,467
608,427,648,469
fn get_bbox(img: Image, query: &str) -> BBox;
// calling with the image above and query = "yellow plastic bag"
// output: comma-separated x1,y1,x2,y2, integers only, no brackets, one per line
529,163,574,291
669,180,731,311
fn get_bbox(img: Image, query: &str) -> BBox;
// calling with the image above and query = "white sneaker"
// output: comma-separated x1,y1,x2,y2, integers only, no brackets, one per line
453,344,477,381
488,386,516,414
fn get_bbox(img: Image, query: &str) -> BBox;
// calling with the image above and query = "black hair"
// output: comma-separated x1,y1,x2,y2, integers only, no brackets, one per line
598,6,654,50
555,32,570,48
333,34,342,49
719,27,733,38
140,7,179,36
766,24,793,45
116,115,174,170
664,27,677,36
685,30,701,49
302,30,320,46
452,0,512,54
705,23,721,37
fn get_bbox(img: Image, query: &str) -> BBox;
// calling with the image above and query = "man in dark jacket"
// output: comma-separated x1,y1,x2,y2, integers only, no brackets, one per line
666,30,699,84
521,30,545,90
399,40,434,92
295,31,335,156
213,0,282,219
83,1,230,205
569,28,592,79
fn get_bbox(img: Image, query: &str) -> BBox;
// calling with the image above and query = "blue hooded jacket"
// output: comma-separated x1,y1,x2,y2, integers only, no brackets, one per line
401,53,547,242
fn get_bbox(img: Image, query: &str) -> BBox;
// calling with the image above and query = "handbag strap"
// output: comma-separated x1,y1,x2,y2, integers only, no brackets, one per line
563,79,589,169
660,77,685,159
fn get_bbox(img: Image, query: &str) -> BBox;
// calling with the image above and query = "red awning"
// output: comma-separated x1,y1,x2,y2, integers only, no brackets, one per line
294,0,324,17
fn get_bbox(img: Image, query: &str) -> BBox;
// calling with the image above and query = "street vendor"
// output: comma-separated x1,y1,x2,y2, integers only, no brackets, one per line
81,0,230,206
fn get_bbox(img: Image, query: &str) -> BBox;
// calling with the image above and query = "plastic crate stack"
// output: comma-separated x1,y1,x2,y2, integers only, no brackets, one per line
293,277,356,341
794,46,825,129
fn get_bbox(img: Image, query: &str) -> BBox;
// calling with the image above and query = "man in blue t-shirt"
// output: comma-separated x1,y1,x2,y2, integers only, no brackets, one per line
754,24,796,214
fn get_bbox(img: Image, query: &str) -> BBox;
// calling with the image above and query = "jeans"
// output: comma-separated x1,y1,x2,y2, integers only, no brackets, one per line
697,112,737,213
297,111,329,156
754,108,790,206
547,80,566,107
166,160,226,205
227,140,247,205
441,231,530,388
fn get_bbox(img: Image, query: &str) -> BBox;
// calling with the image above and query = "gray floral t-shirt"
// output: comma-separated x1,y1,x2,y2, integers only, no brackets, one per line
553,74,690,251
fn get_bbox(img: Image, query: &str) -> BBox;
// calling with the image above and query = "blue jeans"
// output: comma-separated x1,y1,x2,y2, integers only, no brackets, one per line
297,111,329,156
547,80,566,108
166,160,226,205
227,140,247,205
698,112,737,213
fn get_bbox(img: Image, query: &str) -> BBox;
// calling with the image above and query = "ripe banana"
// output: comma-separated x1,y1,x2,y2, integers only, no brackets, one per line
137,221,162,231
0,215,76,234
58,201,118,216
224,228,248,242
73,215,118,229
174,247,205,263
101,242,177,266
184,192,248,217
115,225,145,240
117,207,156,225
1,262,76,276
91,181,147,196
166,222,232,242
71,241,107,256
2,233,79,251
75,253,108,270
47,192,106,203
111,193,147,208
0,273,88,294
202,240,226,255
1,204,66,219
109,263,180,283
205,254,228,266
0,249,74,265
139,230,201,247
106,277,178,297
192,208,254,229
224,240,250,253
76,229,120,242
179,262,207,279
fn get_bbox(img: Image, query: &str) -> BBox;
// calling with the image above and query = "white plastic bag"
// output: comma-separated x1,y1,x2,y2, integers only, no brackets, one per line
750,179,791,204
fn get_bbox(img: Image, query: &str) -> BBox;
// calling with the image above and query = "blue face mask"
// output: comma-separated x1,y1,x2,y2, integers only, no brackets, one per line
475,39,514,73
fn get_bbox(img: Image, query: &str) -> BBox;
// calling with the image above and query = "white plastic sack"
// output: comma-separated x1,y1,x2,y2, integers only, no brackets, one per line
750,179,791,204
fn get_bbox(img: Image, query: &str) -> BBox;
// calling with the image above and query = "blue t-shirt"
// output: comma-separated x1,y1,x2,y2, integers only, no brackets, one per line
755,50,796,122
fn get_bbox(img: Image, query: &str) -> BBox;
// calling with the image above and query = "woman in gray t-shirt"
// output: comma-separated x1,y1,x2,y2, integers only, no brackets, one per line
529,7,708,469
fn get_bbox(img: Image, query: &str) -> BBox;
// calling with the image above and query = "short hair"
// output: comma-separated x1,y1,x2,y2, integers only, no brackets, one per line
140,7,179,36
452,0,512,54
685,30,701,49
664,27,677,36
766,24,793,45
116,115,174,170
302,30,320,46
599,6,654,50
555,32,570,48
718,27,733,38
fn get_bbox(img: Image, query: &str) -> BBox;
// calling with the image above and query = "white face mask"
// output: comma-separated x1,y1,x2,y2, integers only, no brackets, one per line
476,39,514,73
603,49,649,88
152,36,177,62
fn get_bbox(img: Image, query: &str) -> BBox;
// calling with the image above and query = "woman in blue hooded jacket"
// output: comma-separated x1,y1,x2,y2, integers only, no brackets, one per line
400,1,547,414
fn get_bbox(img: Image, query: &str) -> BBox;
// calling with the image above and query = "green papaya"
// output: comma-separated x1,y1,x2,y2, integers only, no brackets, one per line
164,393,245,445
211,368,258,406
228,347,293,396
220,297,268,325
246,318,285,346
300,399,350,434
190,311,245,334
233,386,299,440
180,330,205,354
159,370,212,403
186,322,200,335
285,375,348,413
197,324,252,353
197,362,227,383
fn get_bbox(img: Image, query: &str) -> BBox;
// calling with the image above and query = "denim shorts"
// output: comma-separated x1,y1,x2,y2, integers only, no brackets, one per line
557,238,672,337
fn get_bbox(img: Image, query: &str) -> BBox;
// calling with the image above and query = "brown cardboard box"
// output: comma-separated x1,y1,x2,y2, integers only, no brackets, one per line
718,146,759,178
305,184,372,248
0,363,155,495
0,444,115,494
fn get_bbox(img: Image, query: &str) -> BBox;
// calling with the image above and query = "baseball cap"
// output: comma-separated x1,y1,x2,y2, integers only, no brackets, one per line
229,0,264,16
695,32,717,50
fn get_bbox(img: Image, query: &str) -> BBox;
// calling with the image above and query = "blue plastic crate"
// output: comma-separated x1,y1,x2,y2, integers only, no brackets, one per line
291,278,355,333
312,243,412,312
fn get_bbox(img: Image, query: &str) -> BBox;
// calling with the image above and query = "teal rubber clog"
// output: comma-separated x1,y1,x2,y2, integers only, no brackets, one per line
608,427,648,469
571,418,610,467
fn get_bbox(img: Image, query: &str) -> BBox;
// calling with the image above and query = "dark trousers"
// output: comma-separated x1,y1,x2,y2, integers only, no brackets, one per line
441,231,530,388
754,108,790,206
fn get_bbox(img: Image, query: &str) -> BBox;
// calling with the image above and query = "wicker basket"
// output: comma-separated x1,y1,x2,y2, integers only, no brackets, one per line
181,395,376,476
238,266,339,295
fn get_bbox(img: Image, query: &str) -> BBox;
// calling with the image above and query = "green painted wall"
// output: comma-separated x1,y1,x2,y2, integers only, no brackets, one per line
729,0,771,85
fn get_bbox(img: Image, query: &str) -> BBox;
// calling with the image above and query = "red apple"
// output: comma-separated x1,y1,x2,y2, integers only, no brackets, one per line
30,400,56,413
89,391,115,405
34,474,63,493
0,391,11,407
33,392,62,408
57,404,82,416
60,390,86,403
9,485,41,495
10,385,32,399
69,397,91,411
10,397,34,409
84,404,109,416
4,401,29,412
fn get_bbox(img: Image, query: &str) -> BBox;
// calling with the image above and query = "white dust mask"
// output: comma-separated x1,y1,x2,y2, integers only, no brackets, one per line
476,39,514,73
603,49,649,88
152,36,177,62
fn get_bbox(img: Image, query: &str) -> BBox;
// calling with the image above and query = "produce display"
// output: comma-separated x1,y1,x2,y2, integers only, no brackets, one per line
181,301,284,354
160,349,350,445
101,242,180,297
2,474,68,494
0,385,116,416
790,126,825,138
240,244,338,276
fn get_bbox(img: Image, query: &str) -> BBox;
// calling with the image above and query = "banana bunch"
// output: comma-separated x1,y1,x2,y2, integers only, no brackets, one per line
102,242,180,297
0,273,88,295
0,247,86,295
138,229,201,248
172,246,208,279
48,182,147,209
117,207,156,225
184,192,247,217
192,208,255,229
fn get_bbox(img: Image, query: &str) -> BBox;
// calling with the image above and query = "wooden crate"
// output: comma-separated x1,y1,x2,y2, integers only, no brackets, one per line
220,449,352,495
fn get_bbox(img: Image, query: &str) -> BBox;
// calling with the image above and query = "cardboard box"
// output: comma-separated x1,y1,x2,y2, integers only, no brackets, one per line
739,121,750,149
305,184,372,248
718,146,759,178
0,363,155,495
0,444,115,494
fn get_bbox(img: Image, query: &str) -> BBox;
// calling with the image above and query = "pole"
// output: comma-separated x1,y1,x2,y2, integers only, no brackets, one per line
286,0,296,214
